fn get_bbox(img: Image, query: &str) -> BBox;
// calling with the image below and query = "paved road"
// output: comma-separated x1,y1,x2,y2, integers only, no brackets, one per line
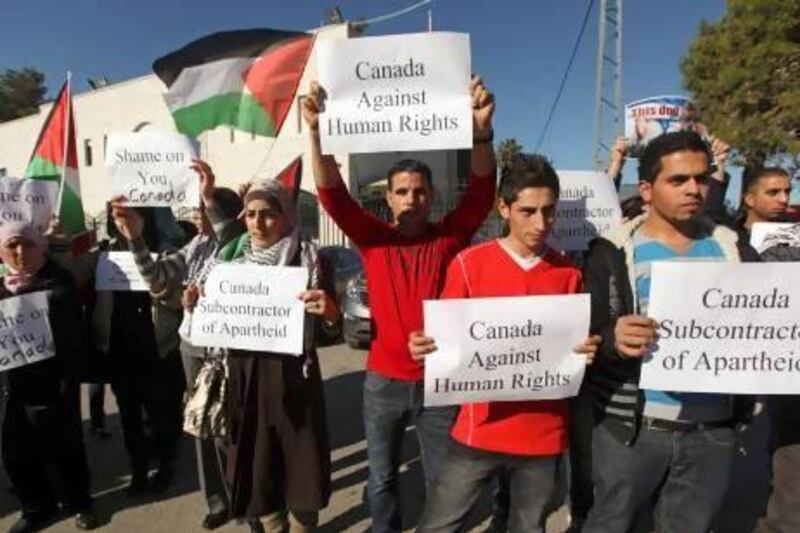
0,343,770,532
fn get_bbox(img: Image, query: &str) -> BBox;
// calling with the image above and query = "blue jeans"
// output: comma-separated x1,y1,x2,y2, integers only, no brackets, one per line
583,420,736,533
363,372,457,533
417,439,560,533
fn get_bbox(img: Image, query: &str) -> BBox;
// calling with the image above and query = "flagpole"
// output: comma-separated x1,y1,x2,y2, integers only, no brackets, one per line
55,71,71,221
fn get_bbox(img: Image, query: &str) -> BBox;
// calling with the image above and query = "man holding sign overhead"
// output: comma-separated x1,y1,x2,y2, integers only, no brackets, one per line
303,41,496,530
580,131,759,533
409,155,599,533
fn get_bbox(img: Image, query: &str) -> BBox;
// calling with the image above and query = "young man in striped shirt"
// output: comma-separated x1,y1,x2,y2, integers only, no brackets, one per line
580,131,758,533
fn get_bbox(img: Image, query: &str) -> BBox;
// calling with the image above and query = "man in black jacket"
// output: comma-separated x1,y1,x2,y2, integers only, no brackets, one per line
580,131,758,533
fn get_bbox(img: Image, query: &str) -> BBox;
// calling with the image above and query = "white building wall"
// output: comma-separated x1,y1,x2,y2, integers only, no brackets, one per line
0,23,460,246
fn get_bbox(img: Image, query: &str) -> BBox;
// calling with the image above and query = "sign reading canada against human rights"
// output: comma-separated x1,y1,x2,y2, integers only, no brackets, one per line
423,294,590,407
106,131,200,208
317,32,472,154
191,264,308,355
95,252,154,292
0,291,55,372
640,262,800,394
549,171,622,251
0,177,58,232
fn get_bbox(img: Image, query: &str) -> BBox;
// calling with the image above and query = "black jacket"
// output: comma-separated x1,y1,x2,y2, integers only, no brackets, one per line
580,214,759,443
0,260,85,405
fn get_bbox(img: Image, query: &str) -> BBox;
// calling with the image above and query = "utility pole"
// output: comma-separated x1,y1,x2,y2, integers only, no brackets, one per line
592,0,623,171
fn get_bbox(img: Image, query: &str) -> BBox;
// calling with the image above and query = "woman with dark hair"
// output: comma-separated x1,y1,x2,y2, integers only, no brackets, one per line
187,177,339,533
111,160,244,530
0,223,97,532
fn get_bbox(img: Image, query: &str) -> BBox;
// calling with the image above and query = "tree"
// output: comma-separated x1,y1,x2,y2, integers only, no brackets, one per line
496,138,523,171
681,0,800,169
0,68,47,122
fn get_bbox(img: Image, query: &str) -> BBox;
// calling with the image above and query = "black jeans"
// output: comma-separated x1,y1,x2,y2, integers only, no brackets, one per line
88,383,106,430
583,420,736,533
2,386,92,516
417,439,560,533
111,355,185,472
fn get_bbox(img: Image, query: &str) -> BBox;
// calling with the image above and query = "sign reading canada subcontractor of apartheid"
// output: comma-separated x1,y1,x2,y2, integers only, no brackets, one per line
95,252,155,292
106,131,200,207
0,177,58,232
423,294,591,407
549,171,622,251
191,264,308,355
640,262,800,394
317,32,472,154
0,291,55,372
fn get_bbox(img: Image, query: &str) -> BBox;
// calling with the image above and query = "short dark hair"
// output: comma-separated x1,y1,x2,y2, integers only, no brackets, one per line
743,166,791,193
499,153,560,205
387,159,433,190
638,131,711,184
212,187,244,219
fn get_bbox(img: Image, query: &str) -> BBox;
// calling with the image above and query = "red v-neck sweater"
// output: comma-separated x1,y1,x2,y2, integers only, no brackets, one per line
316,157,496,381
440,240,582,456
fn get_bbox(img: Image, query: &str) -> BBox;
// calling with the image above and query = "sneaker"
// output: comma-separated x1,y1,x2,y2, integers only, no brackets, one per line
75,509,99,531
7,511,58,533
126,469,148,497
148,465,174,494
202,510,229,530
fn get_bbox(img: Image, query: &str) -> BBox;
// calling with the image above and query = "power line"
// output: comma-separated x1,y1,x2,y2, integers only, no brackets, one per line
534,0,596,152
352,0,433,28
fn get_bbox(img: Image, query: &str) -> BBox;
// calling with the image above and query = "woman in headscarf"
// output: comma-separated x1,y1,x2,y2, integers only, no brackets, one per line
190,177,338,533
110,160,243,530
0,222,97,532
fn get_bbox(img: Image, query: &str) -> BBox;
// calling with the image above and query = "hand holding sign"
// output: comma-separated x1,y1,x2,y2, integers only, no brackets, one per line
302,81,326,134
109,196,144,241
615,315,659,358
470,75,494,140
409,330,436,362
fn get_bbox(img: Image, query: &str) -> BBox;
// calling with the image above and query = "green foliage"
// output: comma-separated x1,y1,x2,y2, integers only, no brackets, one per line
681,0,800,168
0,68,47,122
496,138,524,171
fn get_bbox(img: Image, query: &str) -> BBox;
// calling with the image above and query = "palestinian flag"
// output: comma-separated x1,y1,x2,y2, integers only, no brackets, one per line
25,80,86,236
277,156,302,201
153,29,314,138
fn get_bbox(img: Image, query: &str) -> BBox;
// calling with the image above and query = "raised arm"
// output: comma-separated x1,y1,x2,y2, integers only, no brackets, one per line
302,81,391,245
606,137,628,190
441,76,497,239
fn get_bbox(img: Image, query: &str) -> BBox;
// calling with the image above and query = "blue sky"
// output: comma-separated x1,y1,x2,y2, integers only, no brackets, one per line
2,0,736,198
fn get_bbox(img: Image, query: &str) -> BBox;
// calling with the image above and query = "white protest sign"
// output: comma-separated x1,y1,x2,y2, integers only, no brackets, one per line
95,252,154,292
750,222,800,253
0,177,58,232
549,171,622,251
423,294,590,407
318,32,472,154
105,131,199,207
191,264,308,355
0,291,55,372
640,262,800,394
624,95,709,157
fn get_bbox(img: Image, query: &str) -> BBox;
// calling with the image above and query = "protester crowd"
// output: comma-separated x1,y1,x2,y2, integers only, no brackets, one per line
0,72,798,533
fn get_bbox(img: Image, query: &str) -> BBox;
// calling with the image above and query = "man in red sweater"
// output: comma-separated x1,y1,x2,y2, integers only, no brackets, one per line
409,154,600,532
302,77,497,532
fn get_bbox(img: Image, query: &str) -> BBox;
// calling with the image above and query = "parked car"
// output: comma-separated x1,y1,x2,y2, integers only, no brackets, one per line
318,246,371,349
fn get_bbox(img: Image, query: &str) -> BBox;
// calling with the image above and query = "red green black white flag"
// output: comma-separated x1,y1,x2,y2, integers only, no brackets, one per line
25,79,86,236
153,29,314,138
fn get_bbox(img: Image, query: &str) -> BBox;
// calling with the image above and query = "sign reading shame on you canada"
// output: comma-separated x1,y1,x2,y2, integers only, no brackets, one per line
423,294,590,407
640,262,800,394
191,264,308,355
0,291,55,372
106,131,200,208
317,32,472,154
